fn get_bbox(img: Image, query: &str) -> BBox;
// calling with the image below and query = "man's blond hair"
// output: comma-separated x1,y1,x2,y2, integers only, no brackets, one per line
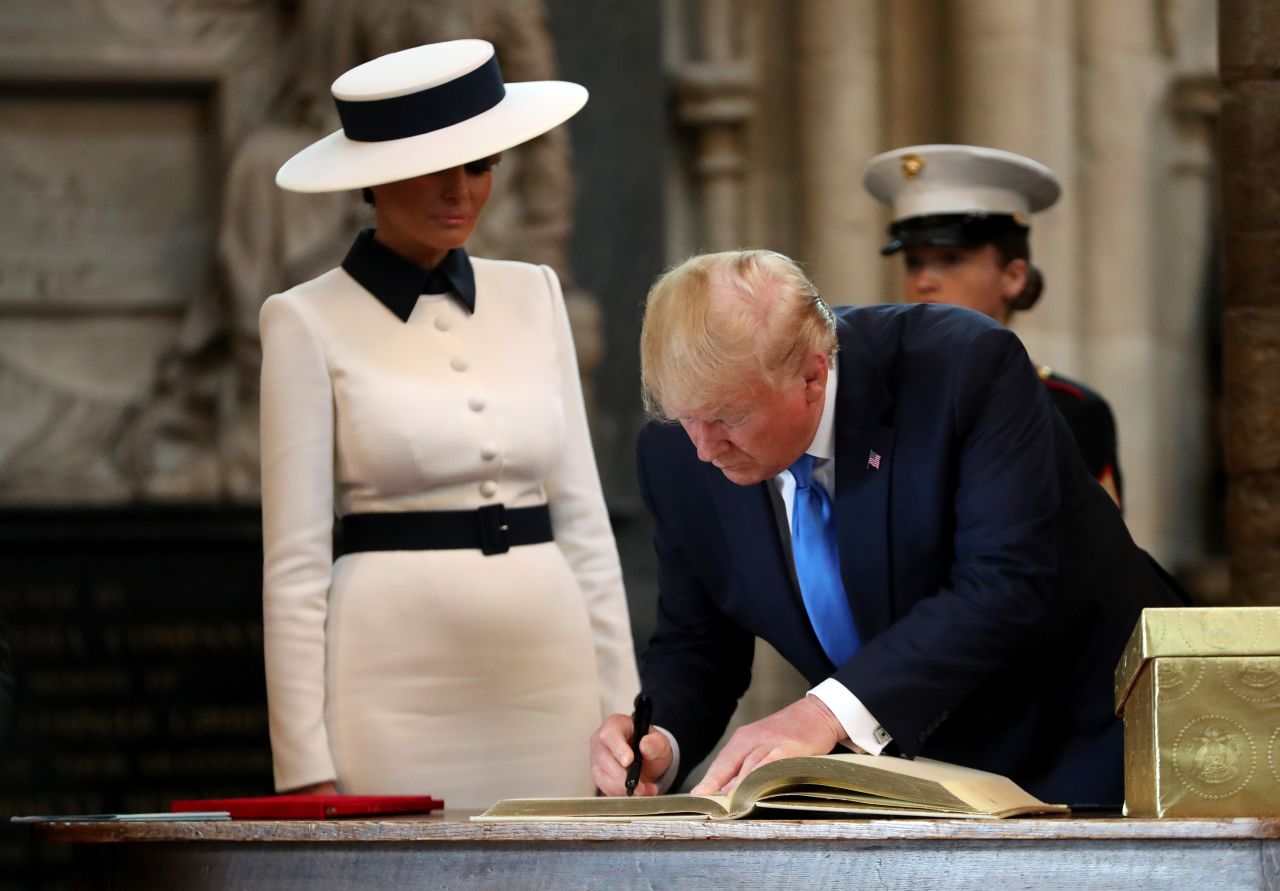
640,249,838,420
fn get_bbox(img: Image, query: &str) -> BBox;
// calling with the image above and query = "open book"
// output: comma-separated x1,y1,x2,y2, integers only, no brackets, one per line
475,754,1068,821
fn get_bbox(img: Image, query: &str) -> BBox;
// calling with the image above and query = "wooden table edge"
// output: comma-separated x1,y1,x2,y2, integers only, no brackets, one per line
28,814,1280,845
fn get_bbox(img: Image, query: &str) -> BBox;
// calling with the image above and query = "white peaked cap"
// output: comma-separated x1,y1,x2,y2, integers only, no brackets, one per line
863,144,1061,222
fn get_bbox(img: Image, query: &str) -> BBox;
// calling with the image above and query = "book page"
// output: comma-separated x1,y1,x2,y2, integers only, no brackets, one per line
748,800,994,819
755,788,969,812
473,794,730,822
728,754,1066,818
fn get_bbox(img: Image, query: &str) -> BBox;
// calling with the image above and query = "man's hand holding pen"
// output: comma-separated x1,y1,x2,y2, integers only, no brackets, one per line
589,705,673,797
625,694,652,796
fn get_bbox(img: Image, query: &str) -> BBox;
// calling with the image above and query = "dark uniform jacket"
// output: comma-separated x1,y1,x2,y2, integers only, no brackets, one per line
636,303,1182,806
1039,366,1123,508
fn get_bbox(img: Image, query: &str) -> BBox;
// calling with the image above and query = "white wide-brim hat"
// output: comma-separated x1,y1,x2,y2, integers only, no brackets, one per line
276,39,587,193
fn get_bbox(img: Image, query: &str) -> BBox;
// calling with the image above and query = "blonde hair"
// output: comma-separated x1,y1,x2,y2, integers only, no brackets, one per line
640,249,838,420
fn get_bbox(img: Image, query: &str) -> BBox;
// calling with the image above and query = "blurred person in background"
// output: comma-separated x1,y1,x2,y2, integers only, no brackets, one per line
865,144,1123,509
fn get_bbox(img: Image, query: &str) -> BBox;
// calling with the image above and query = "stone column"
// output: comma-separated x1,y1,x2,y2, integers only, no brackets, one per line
1075,1,1168,556
948,0,1082,373
944,1,1220,568
882,0,951,149
872,1,953,302
794,0,884,304
1219,0,1280,604
1077,2,1220,567
671,0,754,251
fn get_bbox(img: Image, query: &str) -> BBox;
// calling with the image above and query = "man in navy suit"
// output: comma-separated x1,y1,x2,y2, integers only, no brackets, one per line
590,249,1182,806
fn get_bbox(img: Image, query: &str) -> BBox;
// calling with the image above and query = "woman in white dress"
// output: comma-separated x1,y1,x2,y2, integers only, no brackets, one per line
260,40,639,809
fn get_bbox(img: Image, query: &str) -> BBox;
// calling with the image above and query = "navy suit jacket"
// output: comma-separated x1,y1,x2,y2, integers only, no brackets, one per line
636,303,1182,805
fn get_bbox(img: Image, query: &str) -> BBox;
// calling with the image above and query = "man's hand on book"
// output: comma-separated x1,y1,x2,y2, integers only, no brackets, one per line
589,713,673,797
690,695,845,795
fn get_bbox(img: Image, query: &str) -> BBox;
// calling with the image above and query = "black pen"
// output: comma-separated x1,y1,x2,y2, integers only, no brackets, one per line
625,693,653,797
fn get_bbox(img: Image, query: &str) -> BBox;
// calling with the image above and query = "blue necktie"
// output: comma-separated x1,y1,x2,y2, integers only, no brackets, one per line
788,454,860,666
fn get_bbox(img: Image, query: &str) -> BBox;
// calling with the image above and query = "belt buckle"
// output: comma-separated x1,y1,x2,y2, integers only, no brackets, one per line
478,503,509,556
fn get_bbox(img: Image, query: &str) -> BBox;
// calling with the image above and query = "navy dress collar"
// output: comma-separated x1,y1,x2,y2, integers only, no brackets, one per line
340,228,477,321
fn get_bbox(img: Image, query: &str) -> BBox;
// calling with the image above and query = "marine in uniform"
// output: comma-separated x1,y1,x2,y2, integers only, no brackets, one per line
864,144,1123,507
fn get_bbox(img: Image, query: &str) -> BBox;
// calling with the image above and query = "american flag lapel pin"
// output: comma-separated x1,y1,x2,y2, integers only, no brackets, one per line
866,449,882,470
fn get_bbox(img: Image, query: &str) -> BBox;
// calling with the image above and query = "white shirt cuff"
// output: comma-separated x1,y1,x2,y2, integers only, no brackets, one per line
653,726,681,794
808,678,893,755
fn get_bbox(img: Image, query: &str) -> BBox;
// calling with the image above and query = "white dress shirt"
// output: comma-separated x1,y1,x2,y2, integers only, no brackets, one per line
783,360,892,756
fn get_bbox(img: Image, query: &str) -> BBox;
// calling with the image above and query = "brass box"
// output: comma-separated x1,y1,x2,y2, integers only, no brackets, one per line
1115,607,1280,817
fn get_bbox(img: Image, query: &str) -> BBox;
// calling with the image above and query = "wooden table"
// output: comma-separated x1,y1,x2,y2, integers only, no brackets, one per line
34,812,1280,890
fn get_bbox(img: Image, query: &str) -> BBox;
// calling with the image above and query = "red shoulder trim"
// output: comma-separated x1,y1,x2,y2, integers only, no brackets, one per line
1043,378,1086,401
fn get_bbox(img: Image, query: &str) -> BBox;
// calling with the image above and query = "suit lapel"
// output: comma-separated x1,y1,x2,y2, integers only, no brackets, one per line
706,463,831,677
765,482,799,592
709,470,795,605
832,315,896,640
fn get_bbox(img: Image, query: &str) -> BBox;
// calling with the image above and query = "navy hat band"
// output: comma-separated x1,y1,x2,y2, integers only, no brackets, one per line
335,54,506,143
881,213,1026,255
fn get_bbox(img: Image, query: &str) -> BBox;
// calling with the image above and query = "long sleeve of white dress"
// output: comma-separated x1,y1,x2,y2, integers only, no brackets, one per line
539,265,640,718
259,292,338,792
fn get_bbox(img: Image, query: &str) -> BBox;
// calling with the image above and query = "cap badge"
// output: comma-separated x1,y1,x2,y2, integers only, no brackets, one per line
901,154,925,179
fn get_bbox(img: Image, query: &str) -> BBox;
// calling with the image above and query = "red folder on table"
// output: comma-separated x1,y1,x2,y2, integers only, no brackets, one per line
171,794,443,820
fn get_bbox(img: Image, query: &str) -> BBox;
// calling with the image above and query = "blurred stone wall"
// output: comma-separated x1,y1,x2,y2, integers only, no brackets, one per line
0,0,638,505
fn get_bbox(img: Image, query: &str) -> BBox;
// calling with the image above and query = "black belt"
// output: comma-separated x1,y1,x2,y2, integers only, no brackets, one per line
341,504,552,557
